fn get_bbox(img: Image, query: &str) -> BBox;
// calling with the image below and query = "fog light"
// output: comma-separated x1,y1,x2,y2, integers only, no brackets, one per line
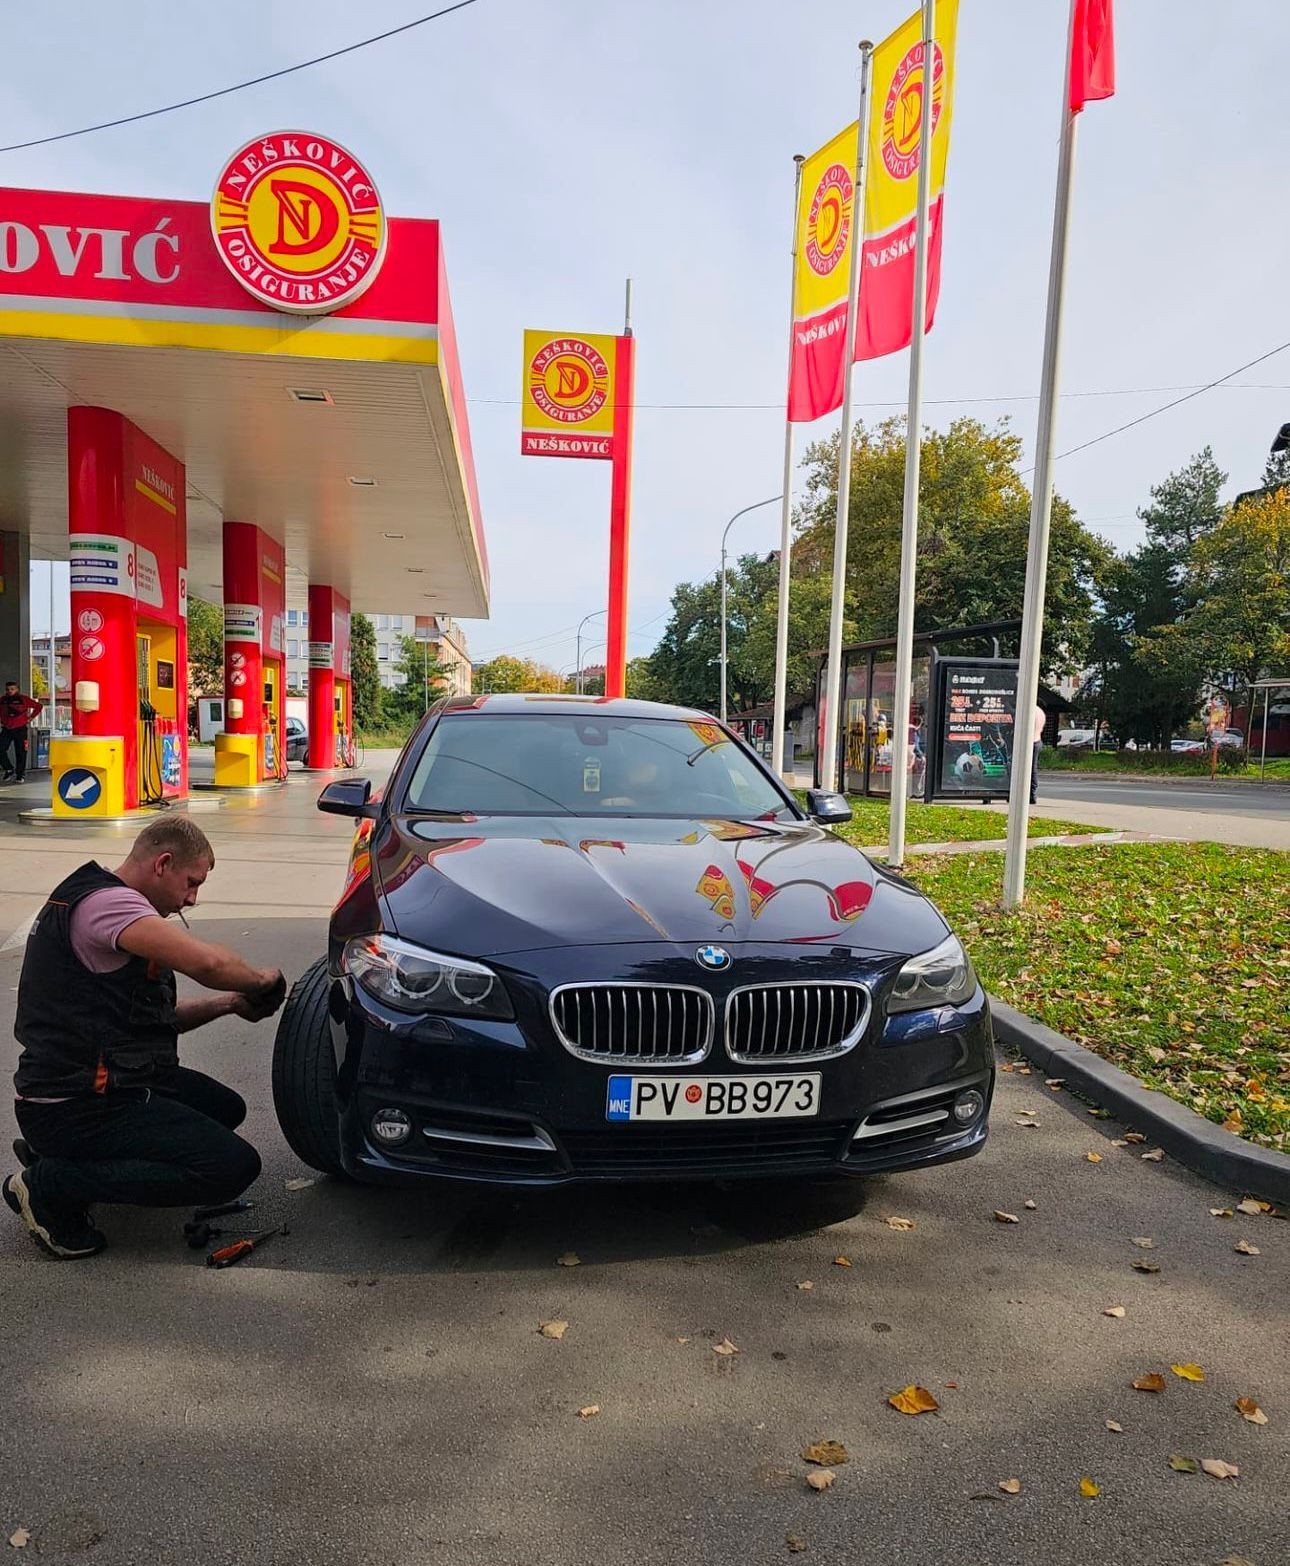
952,1089,985,1126
371,1107,412,1146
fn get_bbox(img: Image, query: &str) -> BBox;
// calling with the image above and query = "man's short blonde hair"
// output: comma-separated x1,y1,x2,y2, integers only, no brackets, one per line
129,816,215,869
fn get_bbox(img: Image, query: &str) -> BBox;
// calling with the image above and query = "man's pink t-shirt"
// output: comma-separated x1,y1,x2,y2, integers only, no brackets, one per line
69,887,156,973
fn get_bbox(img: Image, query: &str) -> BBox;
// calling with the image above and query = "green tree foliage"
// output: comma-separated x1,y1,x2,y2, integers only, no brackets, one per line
645,554,786,714
187,595,224,699
381,634,454,729
29,661,48,697
350,612,382,732
472,654,565,693
1137,445,1226,557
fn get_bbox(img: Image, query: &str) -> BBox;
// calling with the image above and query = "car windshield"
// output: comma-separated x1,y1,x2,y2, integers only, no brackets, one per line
403,713,795,819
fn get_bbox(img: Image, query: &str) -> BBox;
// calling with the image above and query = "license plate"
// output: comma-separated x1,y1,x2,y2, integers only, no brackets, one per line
606,1073,821,1123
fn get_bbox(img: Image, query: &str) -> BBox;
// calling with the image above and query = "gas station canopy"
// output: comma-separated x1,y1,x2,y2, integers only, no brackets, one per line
0,173,489,616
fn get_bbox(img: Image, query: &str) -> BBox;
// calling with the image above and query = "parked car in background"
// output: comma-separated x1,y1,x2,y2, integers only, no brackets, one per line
1215,728,1245,750
1170,737,1205,754
285,716,308,763
1056,728,1097,748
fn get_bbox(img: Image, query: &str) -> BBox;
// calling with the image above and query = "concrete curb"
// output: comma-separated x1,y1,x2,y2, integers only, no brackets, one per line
990,997,1290,1205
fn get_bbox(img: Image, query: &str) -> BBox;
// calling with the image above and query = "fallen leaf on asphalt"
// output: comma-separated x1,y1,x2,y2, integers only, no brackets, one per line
1014,1117,1040,1127
1234,1239,1261,1256
993,1210,1020,1224
1141,1148,1166,1162
1124,1132,1147,1144
1218,1557,1256,1566
998,1478,1022,1495
1105,1420,1123,1432
885,1217,915,1231
833,1255,852,1268
786,1534,807,1553
805,1470,836,1492
1210,1208,1234,1218
1088,1108,1111,1118
713,1337,740,1356
1132,1236,1155,1249
1084,1152,1103,1163
1133,1260,1162,1274
888,1386,939,1416
284,1178,315,1192
1024,1199,1038,1210
1103,1306,1127,1318
1168,1454,1199,1473
1017,1066,1031,1074
675,1336,691,1345
796,1281,815,1291
557,1252,581,1267
1111,1138,1129,1147
801,1440,849,1466
1199,1459,1239,1480
1171,1363,1206,1382
1235,1397,1267,1425
538,1319,569,1340
577,1404,600,1419
1133,1373,1167,1392
1236,1198,1271,1216
1079,1477,1100,1498
1045,1078,1065,1089
8,1530,30,1549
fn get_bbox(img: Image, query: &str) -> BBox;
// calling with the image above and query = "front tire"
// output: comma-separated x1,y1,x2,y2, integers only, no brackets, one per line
272,958,346,1177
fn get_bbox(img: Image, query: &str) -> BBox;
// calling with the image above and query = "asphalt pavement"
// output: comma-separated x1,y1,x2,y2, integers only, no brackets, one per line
1039,774,1290,816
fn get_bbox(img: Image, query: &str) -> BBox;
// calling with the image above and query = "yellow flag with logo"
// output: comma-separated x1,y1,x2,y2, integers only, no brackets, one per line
855,0,959,360
787,123,860,422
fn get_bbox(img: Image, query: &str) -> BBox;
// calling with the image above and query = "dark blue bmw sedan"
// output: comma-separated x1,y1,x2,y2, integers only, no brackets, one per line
272,696,994,1186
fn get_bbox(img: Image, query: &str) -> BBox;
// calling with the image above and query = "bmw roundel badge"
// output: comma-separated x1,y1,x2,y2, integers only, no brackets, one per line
696,945,732,972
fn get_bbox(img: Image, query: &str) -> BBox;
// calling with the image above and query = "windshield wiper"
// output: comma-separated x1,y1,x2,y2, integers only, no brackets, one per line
685,738,727,767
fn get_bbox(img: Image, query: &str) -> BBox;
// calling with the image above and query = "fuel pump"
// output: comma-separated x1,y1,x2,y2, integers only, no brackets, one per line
137,634,164,805
262,665,287,782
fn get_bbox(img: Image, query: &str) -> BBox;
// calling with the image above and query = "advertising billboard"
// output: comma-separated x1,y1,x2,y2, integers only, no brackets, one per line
936,660,1019,798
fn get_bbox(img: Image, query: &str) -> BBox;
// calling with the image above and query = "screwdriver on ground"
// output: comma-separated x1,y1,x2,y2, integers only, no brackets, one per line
206,1225,287,1268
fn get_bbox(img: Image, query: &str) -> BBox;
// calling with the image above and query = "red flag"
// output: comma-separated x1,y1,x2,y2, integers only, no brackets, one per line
1069,0,1115,113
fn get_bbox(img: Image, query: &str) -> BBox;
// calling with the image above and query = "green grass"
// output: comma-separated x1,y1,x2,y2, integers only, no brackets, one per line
831,797,1099,847
905,842,1290,1152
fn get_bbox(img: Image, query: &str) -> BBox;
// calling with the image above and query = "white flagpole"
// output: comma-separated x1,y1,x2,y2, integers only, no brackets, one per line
771,153,806,781
1003,0,1081,908
887,0,937,867
820,40,875,794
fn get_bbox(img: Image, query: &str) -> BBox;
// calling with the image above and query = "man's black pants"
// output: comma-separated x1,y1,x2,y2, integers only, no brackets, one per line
0,725,29,780
15,1068,261,1218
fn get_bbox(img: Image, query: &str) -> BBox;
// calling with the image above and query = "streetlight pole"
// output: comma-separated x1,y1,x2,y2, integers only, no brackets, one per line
720,495,781,724
575,609,606,696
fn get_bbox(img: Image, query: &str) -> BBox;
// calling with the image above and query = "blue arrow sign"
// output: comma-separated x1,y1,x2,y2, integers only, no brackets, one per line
58,768,102,810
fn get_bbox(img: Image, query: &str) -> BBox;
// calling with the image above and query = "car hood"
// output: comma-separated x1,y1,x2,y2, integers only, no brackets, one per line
373,814,944,957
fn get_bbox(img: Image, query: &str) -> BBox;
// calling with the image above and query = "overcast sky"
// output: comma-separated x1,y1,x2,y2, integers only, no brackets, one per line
8,1,1288,660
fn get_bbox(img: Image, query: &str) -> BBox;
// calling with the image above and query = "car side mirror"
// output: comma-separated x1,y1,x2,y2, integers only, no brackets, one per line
318,778,377,818
806,789,852,825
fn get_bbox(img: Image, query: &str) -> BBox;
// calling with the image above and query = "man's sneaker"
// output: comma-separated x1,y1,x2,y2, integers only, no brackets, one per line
12,1139,37,1169
3,1171,106,1260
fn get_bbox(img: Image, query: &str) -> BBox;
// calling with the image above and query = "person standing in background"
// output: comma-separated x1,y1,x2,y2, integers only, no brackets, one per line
1030,703,1047,806
1,680,43,783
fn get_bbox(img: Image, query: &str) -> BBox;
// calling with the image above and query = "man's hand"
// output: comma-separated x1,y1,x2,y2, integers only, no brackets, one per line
234,969,286,1022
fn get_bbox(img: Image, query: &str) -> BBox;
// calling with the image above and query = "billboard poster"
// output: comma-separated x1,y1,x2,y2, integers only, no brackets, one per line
937,662,1019,797
521,330,618,459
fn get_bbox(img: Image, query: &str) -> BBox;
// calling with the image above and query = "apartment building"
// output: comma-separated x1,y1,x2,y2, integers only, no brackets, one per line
283,607,470,695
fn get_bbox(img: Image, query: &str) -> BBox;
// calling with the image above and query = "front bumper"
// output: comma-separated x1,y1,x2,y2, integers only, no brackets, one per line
327,945,995,1187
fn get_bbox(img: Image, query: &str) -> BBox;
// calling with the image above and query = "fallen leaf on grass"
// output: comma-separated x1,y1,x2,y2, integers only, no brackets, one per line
1171,1363,1206,1382
1234,1239,1261,1256
1221,1113,1243,1134
1105,1420,1123,1433
805,1470,836,1492
538,1319,569,1340
1200,1459,1239,1480
1131,1236,1155,1249
1133,1260,1162,1274
785,1535,807,1553
796,1281,815,1291
557,1252,581,1267
1235,1397,1268,1426
998,1478,1022,1495
577,1404,600,1419
1103,940,1122,956
1133,1373,1166,1393
1024,1199,1038,1210
1236,1198,1271,1216
1168,1454,1199,1473
8,1530,30,1549
993,1210,1020,1224
713,1337,740,1356
1103,1306,1126,1318
1079,1477,1100,1498
1084,1152,1103,1163
888,1386,939,1416
833,1255,852,1268
285,1177,315,1192
1141,1148,1165,1162
802,1441,849,1466
1210,1208,1234,1218
885,1216,915,1231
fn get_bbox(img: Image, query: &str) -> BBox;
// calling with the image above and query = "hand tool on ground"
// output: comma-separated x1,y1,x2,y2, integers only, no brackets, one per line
206,1225,288,1268
185,1220,268,1250
192,1198,255,1221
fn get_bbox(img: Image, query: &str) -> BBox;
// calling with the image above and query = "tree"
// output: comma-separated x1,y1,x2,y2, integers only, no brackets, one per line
381,634,454,728
29,661,48,697
187,595,224,699
1262,445,1290,494
1138,446,1226,557
472,655,564,694
350,612,381,732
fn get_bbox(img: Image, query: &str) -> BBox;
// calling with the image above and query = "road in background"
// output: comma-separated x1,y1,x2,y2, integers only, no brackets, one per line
1026,774,1290,850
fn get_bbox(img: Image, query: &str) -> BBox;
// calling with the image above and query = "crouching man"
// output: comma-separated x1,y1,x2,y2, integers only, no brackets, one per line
5,817,286,1259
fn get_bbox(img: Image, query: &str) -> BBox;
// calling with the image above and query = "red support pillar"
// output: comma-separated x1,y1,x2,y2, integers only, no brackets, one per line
604,332,635,700
218,523,286,784
306,586,351,768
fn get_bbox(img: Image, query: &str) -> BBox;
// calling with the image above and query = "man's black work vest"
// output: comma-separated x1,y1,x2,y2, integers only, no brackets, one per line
13,862,178,1099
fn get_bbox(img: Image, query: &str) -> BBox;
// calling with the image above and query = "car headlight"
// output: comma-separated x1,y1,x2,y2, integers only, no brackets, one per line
887,933,976,1013
341,934,514,1020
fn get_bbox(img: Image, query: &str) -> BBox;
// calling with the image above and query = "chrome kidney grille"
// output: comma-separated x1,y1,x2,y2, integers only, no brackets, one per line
725,982,870,1063
550,984,715,1064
